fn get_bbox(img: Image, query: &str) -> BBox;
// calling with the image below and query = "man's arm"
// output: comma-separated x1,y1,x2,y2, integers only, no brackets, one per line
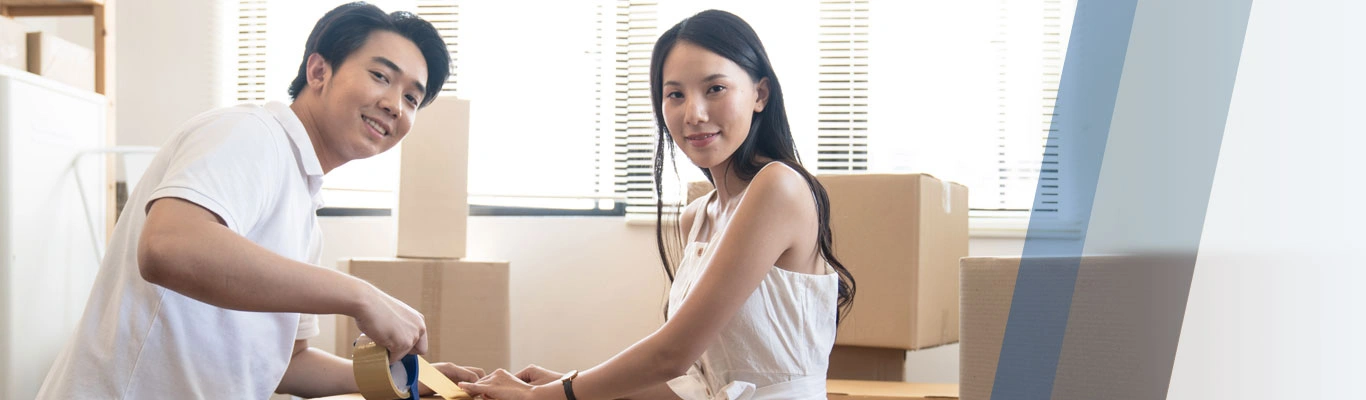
138,197,427,363
276,340,358,398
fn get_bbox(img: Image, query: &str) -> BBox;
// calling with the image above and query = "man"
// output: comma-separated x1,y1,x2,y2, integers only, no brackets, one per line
38,3,480,398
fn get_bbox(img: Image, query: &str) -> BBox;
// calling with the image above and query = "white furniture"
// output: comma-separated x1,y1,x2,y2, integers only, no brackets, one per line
0,64,106,400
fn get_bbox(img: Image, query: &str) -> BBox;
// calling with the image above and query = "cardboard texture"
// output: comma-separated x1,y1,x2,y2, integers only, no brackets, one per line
396,97,470,259
827,345,906,382
823,174,967,350
686,179,713,205
25,31,93,91
960,256,1189,400
315,380,958,400
337,257,510,372
826,380,959,400
0,17,24,70
685,174,968,350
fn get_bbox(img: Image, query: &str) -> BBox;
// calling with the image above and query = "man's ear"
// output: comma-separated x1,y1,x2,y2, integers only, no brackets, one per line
306,53,332,91
754,77,770,113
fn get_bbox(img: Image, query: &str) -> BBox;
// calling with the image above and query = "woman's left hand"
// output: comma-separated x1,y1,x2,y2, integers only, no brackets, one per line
458,368,556,400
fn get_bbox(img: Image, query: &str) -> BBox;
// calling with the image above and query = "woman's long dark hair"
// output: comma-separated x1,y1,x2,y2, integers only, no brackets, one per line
650,9,855,323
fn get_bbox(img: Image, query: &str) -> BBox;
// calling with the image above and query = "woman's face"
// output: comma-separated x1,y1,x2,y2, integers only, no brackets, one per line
660,41,769,170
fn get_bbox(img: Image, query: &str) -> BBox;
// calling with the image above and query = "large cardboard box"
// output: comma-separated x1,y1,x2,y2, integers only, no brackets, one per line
396,97,470,259
25,31,93,91
960,256,1190,400
0,17,25,70
828,345,906,382
337,257,510,372
685,174,968,350
827,380,959,400
824,174,968,350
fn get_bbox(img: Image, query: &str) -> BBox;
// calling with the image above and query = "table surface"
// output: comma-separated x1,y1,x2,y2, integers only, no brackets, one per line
312,380,960,400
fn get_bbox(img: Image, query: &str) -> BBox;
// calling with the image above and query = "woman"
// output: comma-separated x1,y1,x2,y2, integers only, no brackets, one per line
459,9,855,399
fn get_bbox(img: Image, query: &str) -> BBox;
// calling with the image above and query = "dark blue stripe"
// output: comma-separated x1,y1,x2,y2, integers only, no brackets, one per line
992,0,1254,398
990,0,1138,398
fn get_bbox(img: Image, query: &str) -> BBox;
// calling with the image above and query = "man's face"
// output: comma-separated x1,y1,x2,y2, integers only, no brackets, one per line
312,30,429,164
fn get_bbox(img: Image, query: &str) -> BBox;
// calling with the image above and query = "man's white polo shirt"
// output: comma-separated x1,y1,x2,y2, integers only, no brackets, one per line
37,102,327,399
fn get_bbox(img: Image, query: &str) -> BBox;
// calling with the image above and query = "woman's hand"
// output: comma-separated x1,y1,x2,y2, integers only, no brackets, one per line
418,362,486,396
515,364,565,386
458,369,561,400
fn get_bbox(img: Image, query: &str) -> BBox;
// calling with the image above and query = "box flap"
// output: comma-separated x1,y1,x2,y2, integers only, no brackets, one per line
826,380,959,399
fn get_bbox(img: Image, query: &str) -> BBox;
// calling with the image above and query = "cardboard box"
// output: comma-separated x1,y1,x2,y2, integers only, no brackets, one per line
686,179,713,205
824,174,967,350
0,17,25,70
828,345,906,382
960,256,1189,400
337,257,510,372
685,174,968,350
827,380,959,400
25,31,93,91
396,97,470,259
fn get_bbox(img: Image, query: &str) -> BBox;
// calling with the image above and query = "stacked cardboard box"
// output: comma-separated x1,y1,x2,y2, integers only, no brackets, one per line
337,258,509,371
960,255,1188,400
823,174,968,381
688,173,969,381
335,98,511,372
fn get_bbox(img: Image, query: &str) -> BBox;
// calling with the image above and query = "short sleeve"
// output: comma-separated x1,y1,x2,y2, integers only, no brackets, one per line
146,112,288,235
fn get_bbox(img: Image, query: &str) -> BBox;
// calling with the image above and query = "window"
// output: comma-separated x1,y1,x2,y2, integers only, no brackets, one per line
816,0,870,173
228,0,1077,225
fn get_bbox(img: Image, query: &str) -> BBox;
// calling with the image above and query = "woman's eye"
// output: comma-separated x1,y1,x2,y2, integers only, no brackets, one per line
708,85,726,93
666,91,683,99
406,94,419,105
371,71,388,83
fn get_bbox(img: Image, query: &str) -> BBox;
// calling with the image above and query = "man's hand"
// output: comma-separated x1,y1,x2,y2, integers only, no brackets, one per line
353,286,428,364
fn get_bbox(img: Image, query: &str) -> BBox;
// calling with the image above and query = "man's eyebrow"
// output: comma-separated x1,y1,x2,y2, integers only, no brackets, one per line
373,56,426,97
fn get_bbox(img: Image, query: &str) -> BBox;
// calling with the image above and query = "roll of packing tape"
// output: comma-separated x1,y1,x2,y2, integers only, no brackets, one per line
352,335,474,400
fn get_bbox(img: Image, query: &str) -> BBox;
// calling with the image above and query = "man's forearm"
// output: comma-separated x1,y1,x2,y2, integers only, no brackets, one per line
277,341,358,397
139,198,374,317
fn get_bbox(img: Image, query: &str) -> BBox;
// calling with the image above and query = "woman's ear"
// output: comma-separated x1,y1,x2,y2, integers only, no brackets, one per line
306,53,332,91
754,77,770,113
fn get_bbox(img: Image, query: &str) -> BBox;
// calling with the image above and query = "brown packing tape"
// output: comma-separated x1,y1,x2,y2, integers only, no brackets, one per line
416,356,470,400
353,337,473,400
352,340,412,400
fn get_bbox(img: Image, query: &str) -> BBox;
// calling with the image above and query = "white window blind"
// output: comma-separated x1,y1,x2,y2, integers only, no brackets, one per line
234,0,267,103
457,1,607,209
986,0,1073,214
816,0,869,173
415,0,459,98
1035,0,1065,215
614,0,660,216
228,0,617,211
863,0,1074,219
225,0,1077,220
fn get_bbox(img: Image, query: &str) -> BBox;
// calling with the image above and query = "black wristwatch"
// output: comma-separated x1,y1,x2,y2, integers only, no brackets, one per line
560,370,579,400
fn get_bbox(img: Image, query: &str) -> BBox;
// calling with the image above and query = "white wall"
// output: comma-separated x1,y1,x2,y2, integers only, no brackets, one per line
317,215,1025,384
111,0,226,147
